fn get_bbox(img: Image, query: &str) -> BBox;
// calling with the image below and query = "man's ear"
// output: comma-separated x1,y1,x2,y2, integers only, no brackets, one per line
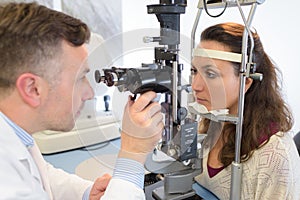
15,73,45,107
245,77,253,93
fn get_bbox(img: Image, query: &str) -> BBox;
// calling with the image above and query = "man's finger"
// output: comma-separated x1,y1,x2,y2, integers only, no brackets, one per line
131,91,157,113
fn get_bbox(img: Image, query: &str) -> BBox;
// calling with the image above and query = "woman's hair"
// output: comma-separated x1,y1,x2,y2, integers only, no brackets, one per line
199,23,293,167
0,2,90,94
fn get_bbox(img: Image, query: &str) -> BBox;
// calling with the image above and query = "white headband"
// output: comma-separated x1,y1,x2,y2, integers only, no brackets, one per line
193,48,242,63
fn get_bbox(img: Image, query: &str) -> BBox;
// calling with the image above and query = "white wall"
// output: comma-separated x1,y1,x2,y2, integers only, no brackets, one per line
122,0,300,135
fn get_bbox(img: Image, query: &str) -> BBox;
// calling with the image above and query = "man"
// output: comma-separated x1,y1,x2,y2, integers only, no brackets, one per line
0,2,164,200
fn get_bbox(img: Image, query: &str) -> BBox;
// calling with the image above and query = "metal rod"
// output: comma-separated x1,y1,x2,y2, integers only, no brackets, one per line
236,0,255,65
234,2,257,165
190,1,263,199
191,8,203,61
172,61,178,122
197,0,264,9
230,3,257,200
189,8,203,121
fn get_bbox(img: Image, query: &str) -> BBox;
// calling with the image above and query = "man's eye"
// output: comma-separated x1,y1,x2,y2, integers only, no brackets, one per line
80,76,87,81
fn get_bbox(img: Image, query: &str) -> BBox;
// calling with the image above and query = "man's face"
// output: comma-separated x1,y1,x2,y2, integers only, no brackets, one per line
41,41,94,132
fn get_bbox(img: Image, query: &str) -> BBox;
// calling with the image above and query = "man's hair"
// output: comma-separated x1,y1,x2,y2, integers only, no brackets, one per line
0,2,90,94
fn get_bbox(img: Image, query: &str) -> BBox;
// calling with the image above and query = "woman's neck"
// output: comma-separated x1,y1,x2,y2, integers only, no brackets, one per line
207,137,224,168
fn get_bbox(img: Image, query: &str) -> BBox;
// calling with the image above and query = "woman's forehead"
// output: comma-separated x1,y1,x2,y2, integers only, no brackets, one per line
192,56,237,75
191,40,241,72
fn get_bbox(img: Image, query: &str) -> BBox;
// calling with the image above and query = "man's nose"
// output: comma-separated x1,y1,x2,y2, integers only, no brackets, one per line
84,82,95,101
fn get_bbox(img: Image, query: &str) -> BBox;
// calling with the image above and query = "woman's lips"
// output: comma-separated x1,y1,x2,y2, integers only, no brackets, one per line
195,97,208,104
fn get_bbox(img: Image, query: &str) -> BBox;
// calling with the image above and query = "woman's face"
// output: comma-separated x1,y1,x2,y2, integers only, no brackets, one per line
191,40,240,114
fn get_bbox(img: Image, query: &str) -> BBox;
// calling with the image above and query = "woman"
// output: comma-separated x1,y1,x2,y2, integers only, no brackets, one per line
191,23,300,199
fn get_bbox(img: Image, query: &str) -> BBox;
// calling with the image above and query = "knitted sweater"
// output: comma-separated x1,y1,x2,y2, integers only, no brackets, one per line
195,132,300,200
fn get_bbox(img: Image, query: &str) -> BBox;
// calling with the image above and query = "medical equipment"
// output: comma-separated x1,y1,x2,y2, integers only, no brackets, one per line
193,1,263,199
95,2,201,199
94,0,264,199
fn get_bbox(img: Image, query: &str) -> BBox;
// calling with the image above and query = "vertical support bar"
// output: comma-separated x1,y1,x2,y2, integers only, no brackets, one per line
190,8,203,121
230,3,257,200
172,61,178,122
191,9,203,61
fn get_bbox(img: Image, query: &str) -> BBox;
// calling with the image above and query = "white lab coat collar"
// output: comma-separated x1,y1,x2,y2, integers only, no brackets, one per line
0,114,42,183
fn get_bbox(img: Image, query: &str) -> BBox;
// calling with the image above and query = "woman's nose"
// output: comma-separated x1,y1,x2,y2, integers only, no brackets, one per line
192,73,205,92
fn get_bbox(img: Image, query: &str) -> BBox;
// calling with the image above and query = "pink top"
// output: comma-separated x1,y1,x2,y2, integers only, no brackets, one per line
207,164,224,178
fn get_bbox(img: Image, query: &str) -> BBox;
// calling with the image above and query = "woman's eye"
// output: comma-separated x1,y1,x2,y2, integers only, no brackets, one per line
205,70,218,79
190,68,197,75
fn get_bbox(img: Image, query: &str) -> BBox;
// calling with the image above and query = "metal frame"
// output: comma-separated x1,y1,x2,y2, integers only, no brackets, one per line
191,1,263,199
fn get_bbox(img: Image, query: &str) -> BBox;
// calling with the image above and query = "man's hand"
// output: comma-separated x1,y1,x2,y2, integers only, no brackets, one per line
119,91,164,164
89,173,111,200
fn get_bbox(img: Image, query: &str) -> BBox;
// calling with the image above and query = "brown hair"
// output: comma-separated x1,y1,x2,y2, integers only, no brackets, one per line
199,23,293,167
0,2,90,95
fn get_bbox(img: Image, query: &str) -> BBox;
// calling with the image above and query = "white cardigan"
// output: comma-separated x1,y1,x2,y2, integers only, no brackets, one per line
0,114,145,200
195,132,300,200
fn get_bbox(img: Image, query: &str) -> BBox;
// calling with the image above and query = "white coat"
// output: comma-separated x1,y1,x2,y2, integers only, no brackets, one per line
0,114,145,200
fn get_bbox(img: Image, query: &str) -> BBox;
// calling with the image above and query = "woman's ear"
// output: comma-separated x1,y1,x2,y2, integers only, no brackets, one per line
15,73,45,107
245,77,253,93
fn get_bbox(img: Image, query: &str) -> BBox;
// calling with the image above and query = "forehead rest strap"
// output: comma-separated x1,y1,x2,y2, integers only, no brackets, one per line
193,48,242,63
